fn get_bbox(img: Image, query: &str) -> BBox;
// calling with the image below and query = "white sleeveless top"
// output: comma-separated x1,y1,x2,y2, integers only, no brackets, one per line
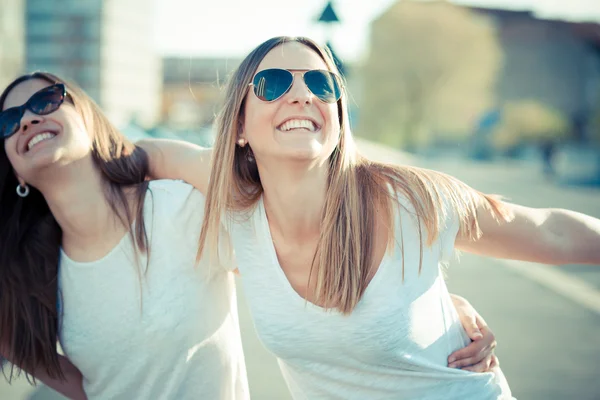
58,180,249,400
229,194,514,399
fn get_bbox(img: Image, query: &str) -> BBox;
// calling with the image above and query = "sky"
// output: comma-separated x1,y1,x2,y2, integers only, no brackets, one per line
154,0,600,61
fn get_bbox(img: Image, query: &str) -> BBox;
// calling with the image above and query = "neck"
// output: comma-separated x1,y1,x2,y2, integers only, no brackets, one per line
258,158,328,241
34,157,120,248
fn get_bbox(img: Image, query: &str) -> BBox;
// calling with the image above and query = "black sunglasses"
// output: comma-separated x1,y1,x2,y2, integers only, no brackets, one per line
249,68,343,103
0,83,67,139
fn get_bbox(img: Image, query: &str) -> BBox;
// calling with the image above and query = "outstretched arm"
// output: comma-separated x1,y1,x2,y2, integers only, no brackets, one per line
457,202,600,265
137,138,213,194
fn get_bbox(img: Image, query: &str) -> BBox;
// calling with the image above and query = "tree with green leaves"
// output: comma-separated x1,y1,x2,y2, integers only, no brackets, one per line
491,101,571,150
358,1,502,150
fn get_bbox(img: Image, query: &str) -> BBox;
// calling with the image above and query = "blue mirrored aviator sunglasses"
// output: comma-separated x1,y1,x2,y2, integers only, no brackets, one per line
249,69,343,103
0,83,67,139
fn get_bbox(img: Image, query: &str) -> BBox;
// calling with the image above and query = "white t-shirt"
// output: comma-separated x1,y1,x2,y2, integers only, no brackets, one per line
58,180,249,400
229,194,514,400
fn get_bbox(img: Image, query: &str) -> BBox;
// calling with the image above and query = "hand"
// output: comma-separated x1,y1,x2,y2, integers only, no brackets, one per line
448,294,498,372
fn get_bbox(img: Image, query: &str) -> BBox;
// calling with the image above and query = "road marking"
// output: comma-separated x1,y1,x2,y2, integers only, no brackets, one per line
500,260,600,315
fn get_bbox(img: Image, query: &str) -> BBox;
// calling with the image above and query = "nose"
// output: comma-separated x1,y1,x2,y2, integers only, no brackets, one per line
286,74,313,106
19,110,42,133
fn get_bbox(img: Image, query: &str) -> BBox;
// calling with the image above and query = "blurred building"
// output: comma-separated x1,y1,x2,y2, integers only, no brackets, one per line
161,57,241,128
25,0,161,127
366,1,600,156
470,7,600,142
0,0,26,90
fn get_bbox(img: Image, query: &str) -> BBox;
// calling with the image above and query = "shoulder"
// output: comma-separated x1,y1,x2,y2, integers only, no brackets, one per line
148,179,205,203
146,179,206,222
379,166,462,259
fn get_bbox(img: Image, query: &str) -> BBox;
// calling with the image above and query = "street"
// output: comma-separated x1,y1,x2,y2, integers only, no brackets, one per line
2,139,599,399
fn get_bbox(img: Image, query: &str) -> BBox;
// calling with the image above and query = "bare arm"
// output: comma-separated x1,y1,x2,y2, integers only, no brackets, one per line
32,355,86,400
1,347,86,400
457,202,600,265
137,138,213,194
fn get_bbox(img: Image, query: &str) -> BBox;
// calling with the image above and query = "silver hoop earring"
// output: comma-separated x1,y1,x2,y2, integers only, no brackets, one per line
16,183,30,198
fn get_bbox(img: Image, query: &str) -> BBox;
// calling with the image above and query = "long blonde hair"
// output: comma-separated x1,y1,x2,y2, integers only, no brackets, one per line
198,37,511,313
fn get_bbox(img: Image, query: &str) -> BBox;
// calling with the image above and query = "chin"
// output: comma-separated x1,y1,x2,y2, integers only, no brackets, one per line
30,148,72,170
29,156,61,172
277,147,332,163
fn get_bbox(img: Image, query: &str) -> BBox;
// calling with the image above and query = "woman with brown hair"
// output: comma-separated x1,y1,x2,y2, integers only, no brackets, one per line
140,36,600,399
0,73,248,399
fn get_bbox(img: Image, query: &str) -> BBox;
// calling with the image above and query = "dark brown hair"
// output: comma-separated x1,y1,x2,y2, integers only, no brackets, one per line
0,72,150,382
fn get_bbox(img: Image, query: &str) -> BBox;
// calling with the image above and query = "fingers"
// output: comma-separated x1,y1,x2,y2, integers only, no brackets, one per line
448,351,486,369
452,296,484,341
463,354,500,373
461,354,493,373
448,336,489,366
490,354,499,369
479,323,497,354
463,317,483,341
449,300,499,370
459,309,483,341
466,312,491,341
448,326,496,368
475,313,490,333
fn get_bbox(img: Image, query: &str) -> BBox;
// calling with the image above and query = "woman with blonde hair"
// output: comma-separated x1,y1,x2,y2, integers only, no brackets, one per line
140,36,600,399
0,72,248,399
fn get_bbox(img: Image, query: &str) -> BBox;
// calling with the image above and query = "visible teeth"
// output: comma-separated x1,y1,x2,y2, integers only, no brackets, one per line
27,132,56,151
279,119,317,132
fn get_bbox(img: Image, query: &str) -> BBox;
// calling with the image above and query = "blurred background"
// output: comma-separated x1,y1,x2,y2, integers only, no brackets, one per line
0,0,599,399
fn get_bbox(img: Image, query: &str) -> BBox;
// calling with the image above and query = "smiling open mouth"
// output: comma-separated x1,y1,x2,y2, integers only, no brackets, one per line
27,132,56,151
277,119,320,132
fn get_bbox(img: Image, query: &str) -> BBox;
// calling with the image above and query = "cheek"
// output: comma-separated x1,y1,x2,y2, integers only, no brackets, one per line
4,137,19,163
330,103,340,120
323,104,340,131
4,139,25,177
60,111,93,148
244,102,275,139
73,125,93,147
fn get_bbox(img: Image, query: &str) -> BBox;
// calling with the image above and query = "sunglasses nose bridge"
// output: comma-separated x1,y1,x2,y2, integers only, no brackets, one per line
286,72,313,104
19,109,43,132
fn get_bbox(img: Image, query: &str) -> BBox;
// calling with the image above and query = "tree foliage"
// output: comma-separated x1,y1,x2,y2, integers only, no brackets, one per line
358,1,502,150
491,100,571,149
